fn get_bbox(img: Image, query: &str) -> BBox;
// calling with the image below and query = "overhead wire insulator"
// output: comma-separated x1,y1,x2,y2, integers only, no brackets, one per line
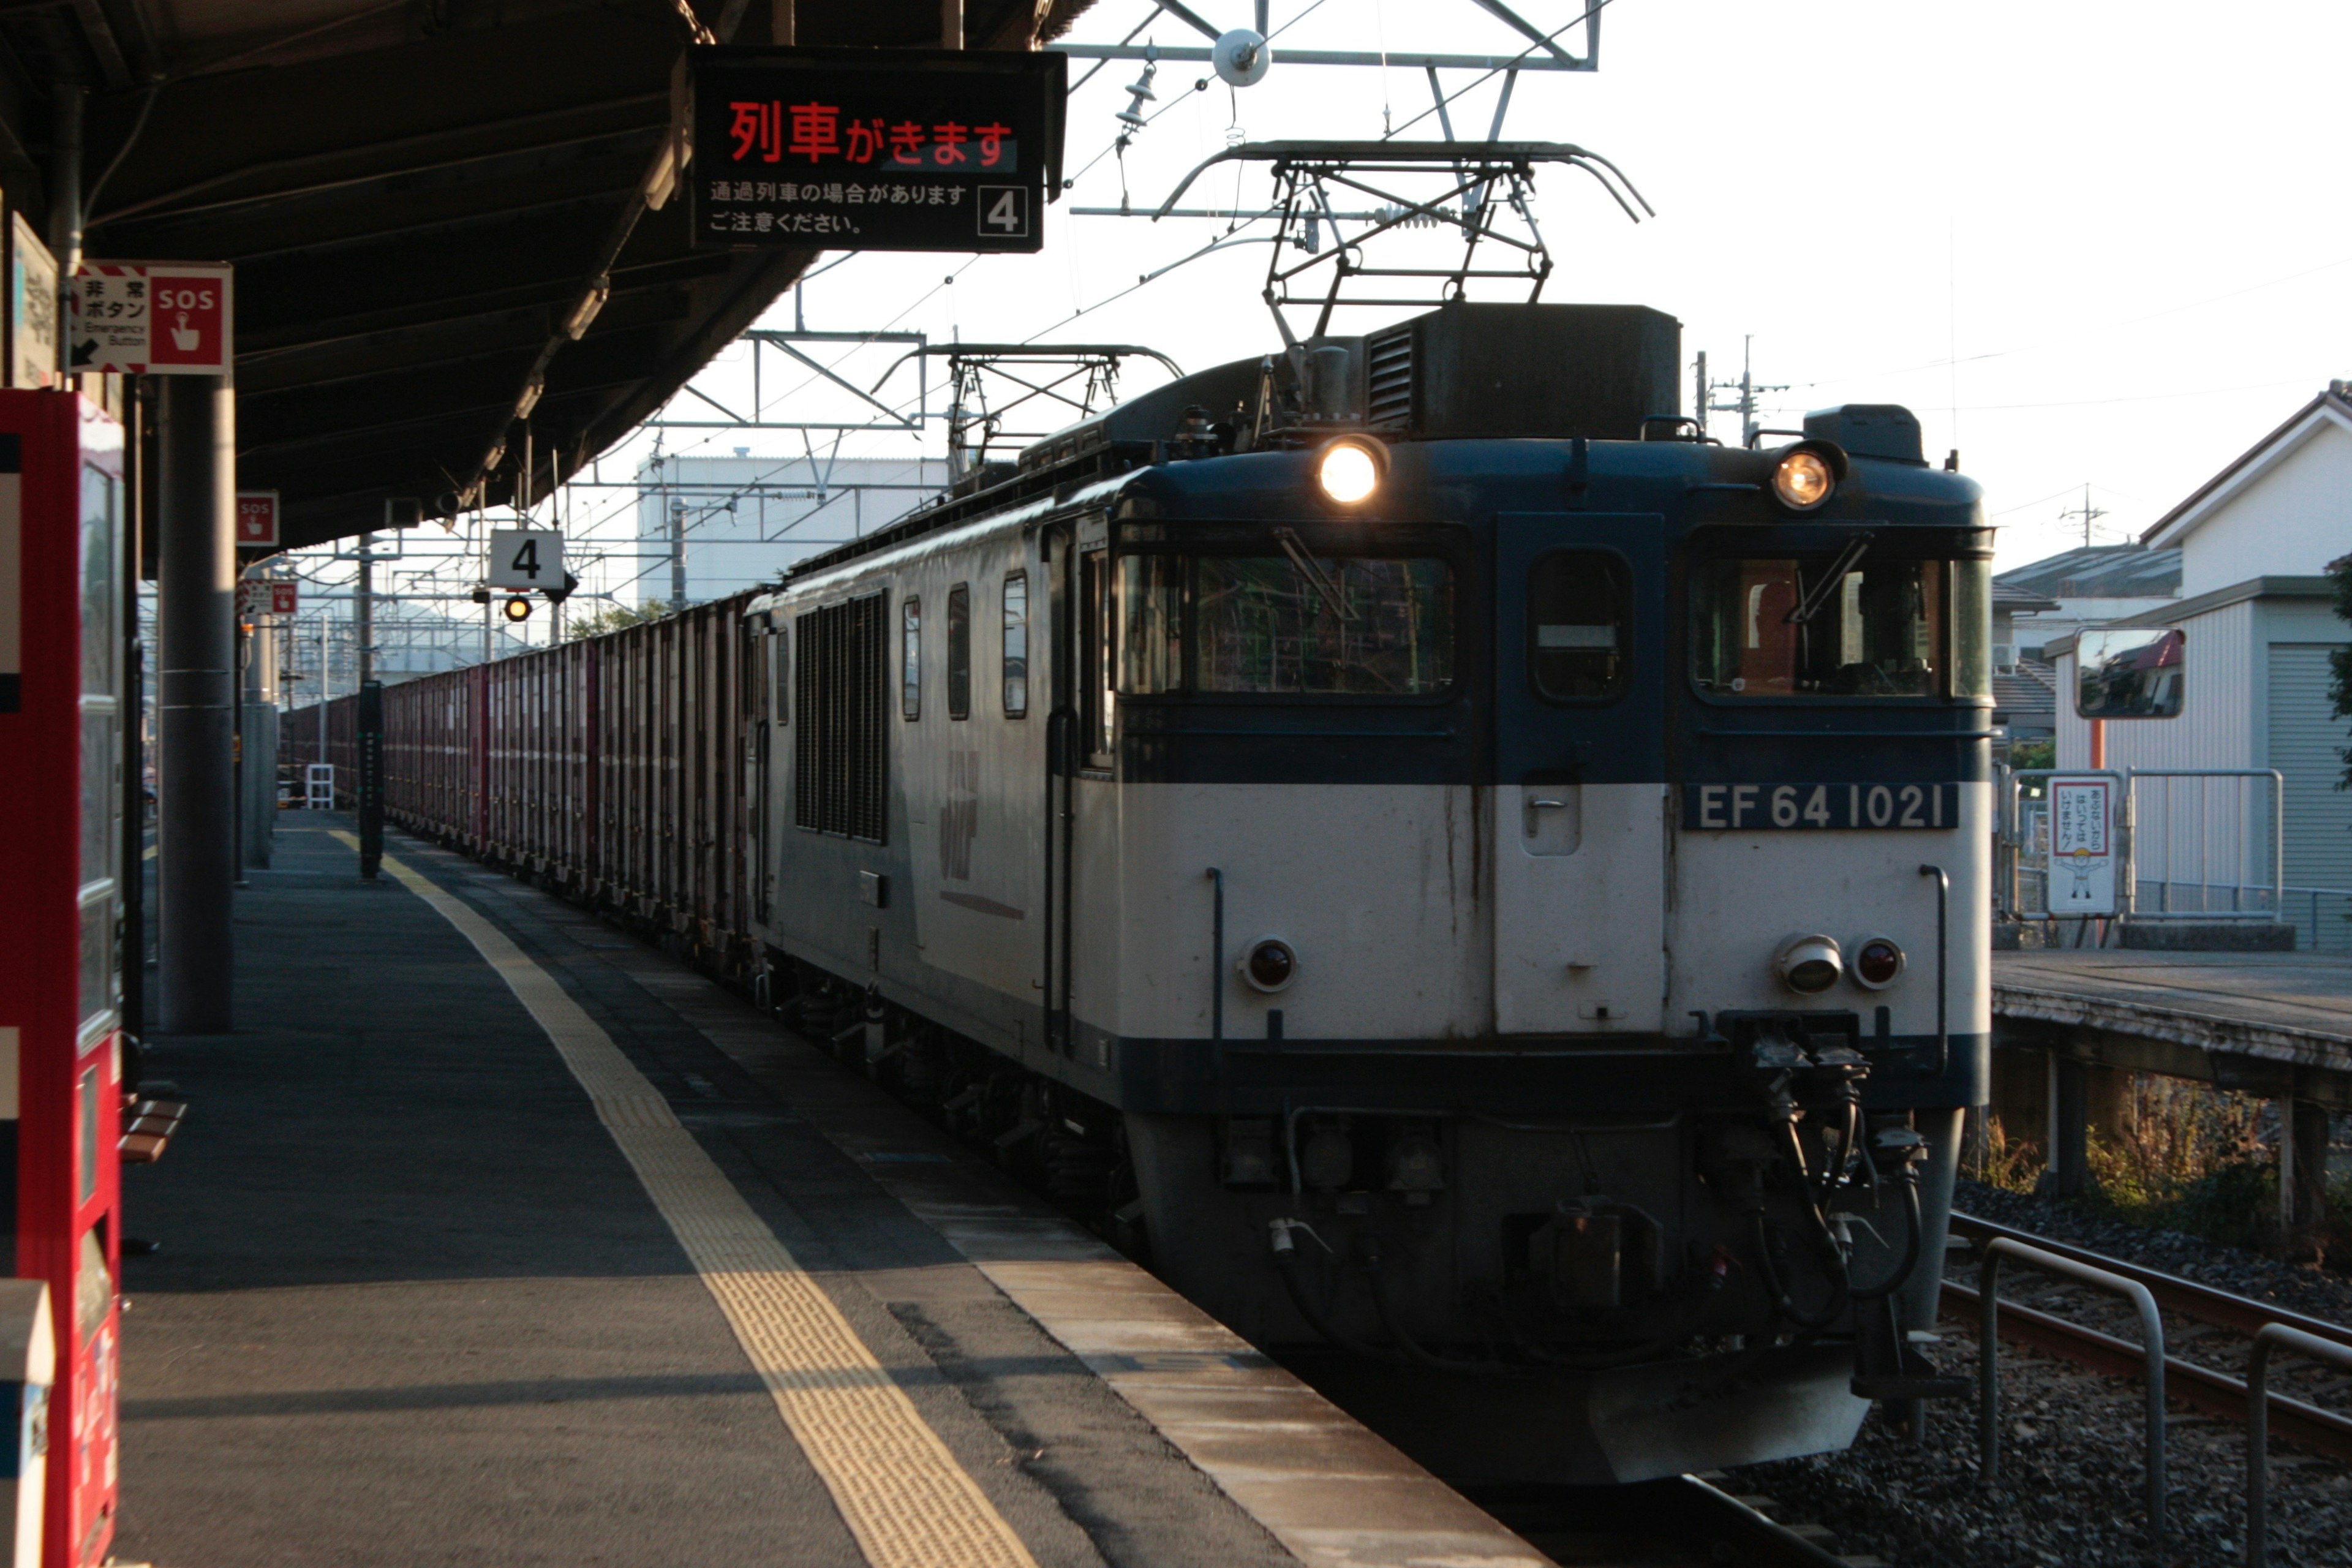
1116,59,1159,130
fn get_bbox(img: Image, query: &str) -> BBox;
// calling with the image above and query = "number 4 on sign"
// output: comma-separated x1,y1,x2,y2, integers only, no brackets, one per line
488,529,563,591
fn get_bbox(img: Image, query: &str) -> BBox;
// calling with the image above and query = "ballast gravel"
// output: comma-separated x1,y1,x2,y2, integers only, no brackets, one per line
1735,1181,2352,1566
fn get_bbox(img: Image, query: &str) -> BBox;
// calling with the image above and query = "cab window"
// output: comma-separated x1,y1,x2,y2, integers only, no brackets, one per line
1692,555,1952,698
1528,549,1629,701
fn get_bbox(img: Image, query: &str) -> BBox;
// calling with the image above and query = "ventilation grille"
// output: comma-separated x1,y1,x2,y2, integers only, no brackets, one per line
1365,326,1415,428
793,592,888,842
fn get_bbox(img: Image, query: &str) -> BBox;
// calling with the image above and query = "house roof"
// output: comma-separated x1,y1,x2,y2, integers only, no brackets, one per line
2142,388,2352,551
1995,544,2181,602
1993,656,2056,722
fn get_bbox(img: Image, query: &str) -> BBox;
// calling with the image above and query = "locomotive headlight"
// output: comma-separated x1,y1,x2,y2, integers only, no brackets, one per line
1852,935,1905,990
1241,937,1298,992
1770,447,1838,513
1315,439,1383,505
1774,933,1844,995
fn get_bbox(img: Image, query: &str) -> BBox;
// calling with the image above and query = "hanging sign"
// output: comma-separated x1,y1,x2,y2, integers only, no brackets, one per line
6,217,56,390
690,47,1066,254
236,491,280,548
235,581,298,620
2046,775,2117,916
68,263,235,376
488,529,564,590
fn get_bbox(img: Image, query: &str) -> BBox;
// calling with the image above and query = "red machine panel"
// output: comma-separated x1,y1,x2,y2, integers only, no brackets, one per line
0,391,126,1567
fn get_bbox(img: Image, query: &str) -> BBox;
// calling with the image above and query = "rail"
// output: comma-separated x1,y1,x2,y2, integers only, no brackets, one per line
2247,1325,2352,1566
1977,1238,2167,1553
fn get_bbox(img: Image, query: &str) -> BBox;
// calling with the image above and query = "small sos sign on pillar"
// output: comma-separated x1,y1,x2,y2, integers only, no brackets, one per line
67,263,234,377
235,492,279,549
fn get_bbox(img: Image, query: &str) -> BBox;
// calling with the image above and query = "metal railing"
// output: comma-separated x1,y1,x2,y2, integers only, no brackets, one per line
1978,1238,2167,1554
2245,1324,2352,1564
1999,766,2285,927
2285,886,2352,954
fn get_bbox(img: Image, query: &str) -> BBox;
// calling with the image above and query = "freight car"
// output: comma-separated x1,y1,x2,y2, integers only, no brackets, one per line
300,300,1991,1487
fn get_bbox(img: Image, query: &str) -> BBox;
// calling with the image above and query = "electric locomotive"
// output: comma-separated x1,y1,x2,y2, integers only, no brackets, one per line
745,301,1991,1483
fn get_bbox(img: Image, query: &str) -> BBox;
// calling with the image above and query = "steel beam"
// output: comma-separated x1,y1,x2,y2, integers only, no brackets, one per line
155,375,236,1034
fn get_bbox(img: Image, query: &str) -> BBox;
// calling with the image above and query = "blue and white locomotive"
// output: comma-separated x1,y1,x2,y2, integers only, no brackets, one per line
745,301,1989,1483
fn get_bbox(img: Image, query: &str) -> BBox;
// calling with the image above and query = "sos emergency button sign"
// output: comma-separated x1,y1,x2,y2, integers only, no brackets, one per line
67,263,234,375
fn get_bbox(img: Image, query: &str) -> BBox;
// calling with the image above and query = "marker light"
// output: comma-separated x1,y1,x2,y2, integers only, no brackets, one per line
1242,938,1298,992
1316,440,1382,505
1774,933,1844,995
1771,448,1837,512
503,596,534,622
1853,936,1905,989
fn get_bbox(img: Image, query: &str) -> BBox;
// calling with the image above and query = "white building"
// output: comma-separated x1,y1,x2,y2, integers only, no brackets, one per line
633,453,949,608
2051,386,2352,916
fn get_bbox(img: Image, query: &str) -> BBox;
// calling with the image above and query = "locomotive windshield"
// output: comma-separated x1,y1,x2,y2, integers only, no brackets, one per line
1113,550,1455,696
1692,553,1990,699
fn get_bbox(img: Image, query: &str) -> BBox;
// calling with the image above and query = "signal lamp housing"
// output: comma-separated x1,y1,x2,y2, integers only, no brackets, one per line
502,596,534,622
1767,441,1847,514
1852,935,1905,990
1774,933,1844,995
1240,937,1298,993
1314,437,1385,506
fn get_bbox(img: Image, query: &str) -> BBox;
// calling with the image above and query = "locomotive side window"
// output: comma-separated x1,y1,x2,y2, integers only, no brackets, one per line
795,593,888,842
1191,555,1453,696
1951,558,1992,700
901,597,921,720
1002,571,1028,717
1691,556,1949,699
1082,549,1114,765
947,584,971,720
1117,556,1182,695
1528,550,1630,701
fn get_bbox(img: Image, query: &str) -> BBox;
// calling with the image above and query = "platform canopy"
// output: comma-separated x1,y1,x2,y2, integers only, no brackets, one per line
2,0,1088,551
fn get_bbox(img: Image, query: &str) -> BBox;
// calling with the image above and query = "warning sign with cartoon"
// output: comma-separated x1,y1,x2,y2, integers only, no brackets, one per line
2047,775,2116,915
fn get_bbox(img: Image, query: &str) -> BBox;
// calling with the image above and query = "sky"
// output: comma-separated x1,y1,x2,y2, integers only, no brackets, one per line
314,0,2352,639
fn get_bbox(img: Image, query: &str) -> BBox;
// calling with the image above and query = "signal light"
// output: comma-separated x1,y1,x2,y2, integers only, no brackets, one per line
1240,938,1298,993
1853,936,1905,989
503,596,533,622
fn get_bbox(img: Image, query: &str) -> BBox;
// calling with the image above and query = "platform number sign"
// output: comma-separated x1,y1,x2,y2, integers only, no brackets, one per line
489,529,564,591
977,186,1029,239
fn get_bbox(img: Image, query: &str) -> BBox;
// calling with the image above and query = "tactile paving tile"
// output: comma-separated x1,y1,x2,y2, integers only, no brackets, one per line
347,838,1039,1568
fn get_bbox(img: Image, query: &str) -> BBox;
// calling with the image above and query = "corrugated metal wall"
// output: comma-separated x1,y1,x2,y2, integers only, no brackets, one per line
2267,643,2352,892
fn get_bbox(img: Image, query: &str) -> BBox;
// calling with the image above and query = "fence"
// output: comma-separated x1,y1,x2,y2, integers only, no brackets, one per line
2000,767,2285,925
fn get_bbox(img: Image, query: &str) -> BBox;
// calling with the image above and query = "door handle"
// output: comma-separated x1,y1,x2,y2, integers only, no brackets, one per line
1525,797,1569,837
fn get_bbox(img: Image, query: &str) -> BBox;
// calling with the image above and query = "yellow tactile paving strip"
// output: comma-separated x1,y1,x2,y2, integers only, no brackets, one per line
339,836,1039,1568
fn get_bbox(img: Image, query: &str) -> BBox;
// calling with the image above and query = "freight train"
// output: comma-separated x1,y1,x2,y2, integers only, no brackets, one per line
296,300,1991,1484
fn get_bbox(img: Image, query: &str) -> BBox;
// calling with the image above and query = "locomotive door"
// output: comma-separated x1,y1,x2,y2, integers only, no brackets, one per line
1491,513,1668,1035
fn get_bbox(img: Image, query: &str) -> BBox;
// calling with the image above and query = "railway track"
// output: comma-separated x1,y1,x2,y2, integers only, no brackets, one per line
1942,1210,2352,1461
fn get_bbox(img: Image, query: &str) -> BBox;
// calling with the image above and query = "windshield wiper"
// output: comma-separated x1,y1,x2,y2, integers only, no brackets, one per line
1273,527,1359,622
1784,532,1875,625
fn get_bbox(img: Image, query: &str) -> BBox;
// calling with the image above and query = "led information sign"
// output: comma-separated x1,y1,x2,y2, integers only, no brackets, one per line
690,47,1066,254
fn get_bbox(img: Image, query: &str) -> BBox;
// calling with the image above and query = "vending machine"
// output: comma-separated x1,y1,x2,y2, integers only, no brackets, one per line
0,389,125,1566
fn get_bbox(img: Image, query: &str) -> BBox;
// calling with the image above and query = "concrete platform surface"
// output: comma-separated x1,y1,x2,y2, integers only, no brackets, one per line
1994,948,2352,1071
114,819,1543,1568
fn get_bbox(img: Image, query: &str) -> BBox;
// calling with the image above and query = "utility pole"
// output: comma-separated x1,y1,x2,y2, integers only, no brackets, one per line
2059,484,2108,548
1697,335,1787,445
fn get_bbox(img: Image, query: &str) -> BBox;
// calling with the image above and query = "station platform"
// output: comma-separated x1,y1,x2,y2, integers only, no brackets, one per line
113,818,1542,1568
1994,948,2352,1096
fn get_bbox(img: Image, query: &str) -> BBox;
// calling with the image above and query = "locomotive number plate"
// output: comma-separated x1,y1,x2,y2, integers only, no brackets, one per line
1684,782,1957,831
